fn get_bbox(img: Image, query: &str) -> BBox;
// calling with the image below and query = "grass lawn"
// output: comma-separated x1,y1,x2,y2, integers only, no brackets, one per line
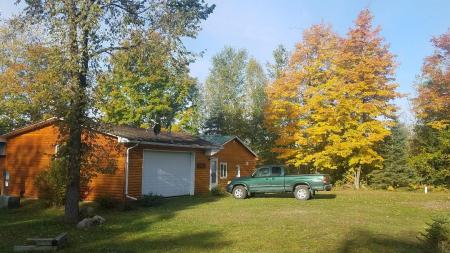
1,190,449,253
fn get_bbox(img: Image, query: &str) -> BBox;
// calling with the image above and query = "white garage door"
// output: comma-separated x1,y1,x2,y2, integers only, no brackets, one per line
142,150,194,197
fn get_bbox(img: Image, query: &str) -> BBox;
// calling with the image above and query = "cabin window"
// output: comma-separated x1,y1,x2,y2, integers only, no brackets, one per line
236,165,241,177
220,162,228,179
0,142,5,156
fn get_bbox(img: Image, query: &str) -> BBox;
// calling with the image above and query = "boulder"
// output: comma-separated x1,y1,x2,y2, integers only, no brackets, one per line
76,215,106,230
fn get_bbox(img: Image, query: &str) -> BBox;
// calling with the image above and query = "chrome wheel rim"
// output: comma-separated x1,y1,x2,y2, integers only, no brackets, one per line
297,189,307,199
234,188,243,198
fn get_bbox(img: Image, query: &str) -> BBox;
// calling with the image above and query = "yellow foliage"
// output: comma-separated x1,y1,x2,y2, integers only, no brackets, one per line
265,11,399,174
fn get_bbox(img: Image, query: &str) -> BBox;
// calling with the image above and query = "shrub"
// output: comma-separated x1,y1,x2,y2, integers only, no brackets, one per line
95,195,120,209
419,216,450,253
210,186,226,196
138,194,164,207
34,159,69,206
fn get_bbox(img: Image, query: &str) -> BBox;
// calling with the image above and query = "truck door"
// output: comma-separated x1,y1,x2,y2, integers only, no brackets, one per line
251,167,271,192
269,166,285,192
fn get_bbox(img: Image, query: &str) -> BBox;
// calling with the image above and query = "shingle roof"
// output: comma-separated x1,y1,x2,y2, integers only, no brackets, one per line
0,118,218,149
106,125,218,148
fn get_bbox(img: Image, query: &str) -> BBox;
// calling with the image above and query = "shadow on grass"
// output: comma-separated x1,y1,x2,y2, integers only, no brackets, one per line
87,231,231,253
334,229,422,253
251,192,337,200
0,195,224,253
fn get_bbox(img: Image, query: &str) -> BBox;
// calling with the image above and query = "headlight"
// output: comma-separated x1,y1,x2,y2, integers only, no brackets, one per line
227,181,231,185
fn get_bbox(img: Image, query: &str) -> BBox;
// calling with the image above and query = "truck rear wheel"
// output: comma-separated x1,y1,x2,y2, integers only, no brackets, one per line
232,186,247,199
294,185,310,201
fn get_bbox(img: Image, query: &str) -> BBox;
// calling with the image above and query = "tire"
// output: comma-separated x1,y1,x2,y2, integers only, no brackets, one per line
232,186,247,199
294,185,310,201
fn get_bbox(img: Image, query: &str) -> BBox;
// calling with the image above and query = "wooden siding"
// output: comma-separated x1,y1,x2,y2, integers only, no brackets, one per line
2,124,126,200
215,139,257,189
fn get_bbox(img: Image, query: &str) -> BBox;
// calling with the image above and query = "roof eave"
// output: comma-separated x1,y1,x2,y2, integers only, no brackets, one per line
118,138,222,150
0,117,60,139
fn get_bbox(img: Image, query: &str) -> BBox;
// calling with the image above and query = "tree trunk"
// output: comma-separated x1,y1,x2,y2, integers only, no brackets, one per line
354,167,361,190
64,119,82,223
64,0,85,224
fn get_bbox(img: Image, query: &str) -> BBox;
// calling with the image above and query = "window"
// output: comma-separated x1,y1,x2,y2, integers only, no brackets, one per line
256,167,270,177
220,162,227,179
271,167,282,176
0,142,5,156
236,165,241,177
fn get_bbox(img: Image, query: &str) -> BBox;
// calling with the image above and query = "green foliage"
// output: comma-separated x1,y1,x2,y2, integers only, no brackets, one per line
368,120,416,189
419,216,450,253
95,195,121,210
202,47,274,162
96,32,198,130
138,194,164,207
409,125,450,187
34,159,69,206
266,44,289,80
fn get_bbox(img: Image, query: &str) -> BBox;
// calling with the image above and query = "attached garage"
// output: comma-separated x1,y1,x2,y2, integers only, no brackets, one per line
142,150,195,197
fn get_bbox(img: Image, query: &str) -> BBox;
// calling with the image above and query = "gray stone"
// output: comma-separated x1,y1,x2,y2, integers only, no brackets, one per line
76,215,106,230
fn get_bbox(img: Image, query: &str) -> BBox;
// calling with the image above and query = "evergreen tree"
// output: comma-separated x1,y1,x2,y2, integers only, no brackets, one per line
368,120,415,188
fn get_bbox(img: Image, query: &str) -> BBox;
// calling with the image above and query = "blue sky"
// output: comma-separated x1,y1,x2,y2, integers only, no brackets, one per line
1,1,449,124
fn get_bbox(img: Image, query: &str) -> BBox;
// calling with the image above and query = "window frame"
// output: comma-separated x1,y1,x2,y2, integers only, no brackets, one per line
219,162,228,179
236,165,241,177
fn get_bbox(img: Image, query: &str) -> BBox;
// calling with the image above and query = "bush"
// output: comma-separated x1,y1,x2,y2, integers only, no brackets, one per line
138,194,164,207
95,195,120,209
419,216,450,253
34,159,69,206
210,186,226,196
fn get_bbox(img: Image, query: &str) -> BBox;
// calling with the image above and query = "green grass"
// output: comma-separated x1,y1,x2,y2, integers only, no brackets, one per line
1,190,449,253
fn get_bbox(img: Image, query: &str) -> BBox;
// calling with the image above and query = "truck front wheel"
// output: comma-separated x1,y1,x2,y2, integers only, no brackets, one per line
294,185,310,200
232,186,247,199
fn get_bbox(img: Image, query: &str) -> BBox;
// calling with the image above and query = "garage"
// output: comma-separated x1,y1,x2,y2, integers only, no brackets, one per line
142,150,195,197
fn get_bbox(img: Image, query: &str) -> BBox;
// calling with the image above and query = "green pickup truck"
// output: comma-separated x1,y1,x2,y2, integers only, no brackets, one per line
226,165,332,200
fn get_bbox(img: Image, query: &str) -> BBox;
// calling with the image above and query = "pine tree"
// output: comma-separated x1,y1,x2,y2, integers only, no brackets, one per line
368,120,414,188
